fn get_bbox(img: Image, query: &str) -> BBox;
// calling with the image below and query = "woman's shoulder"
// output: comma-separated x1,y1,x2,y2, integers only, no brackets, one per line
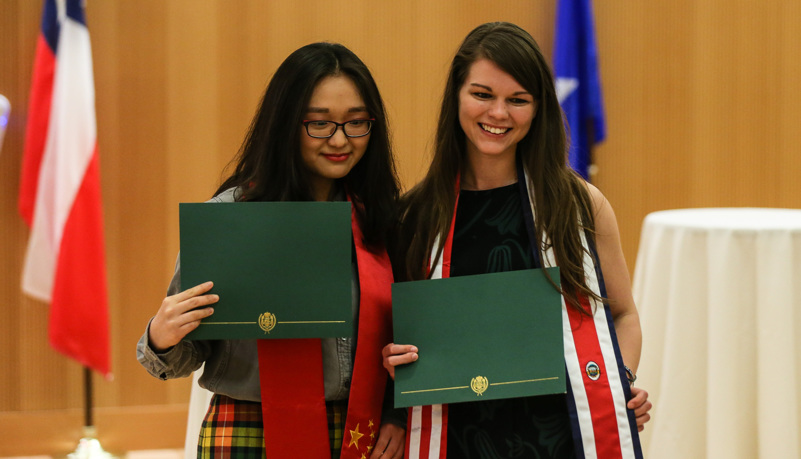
566,175,606,216
580,181,620,236
584,182,605,211
206,187,243,203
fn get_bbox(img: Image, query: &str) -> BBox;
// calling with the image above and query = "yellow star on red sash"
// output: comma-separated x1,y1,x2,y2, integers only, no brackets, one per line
347,418,378,457
369,418,377,442
348,423,365,448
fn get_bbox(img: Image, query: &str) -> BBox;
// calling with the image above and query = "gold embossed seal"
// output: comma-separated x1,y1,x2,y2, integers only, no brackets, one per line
258,312,276,333
471,376,489,396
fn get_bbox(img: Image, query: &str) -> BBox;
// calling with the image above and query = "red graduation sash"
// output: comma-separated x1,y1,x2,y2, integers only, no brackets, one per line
258,199,393,457
405,163,642,459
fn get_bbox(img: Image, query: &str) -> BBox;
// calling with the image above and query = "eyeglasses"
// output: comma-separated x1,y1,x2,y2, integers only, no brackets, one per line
302,118,375,139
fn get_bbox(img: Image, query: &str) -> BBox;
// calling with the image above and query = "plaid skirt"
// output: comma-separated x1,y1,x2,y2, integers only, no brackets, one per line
197,394,346,458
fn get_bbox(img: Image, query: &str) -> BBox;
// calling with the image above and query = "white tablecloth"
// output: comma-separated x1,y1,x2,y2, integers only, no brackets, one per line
633,208,801,458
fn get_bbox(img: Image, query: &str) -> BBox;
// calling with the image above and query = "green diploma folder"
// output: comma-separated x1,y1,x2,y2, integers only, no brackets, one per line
392,268,565,407
180,201,353,340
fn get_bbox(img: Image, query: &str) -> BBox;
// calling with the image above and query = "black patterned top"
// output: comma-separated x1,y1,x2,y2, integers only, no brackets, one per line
447,183,575,459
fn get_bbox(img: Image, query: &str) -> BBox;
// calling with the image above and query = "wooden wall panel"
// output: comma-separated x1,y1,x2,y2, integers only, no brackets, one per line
1,0,800,455
0,0,29,414
593,0,801,273
93,1,181,409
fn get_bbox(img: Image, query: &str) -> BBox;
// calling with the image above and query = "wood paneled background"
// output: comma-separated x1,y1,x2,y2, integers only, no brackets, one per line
1,1,799,456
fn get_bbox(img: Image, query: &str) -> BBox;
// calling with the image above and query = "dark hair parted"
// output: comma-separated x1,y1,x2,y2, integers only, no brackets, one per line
396,22,599,310
216,42,399,244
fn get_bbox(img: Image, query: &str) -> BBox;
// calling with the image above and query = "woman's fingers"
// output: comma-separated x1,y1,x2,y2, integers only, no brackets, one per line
386,353,418,367
370,423,405,459
173,281,216,310
183,305,216,328
149,282,219,351
633,398,652,416
166,282,219,318
636,411,651,432
382,343,418,380
382,343,418,358
627,387,648,409
627,386,653,431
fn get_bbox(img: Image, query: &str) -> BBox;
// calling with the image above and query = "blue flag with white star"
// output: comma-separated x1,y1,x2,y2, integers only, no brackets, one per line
554,0,606,180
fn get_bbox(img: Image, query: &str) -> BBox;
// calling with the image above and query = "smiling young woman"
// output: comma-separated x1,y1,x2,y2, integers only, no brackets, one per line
137,42,405,459
384,22,651,458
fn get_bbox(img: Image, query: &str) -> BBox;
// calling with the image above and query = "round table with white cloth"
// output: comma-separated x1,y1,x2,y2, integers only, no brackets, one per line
632,208,801,458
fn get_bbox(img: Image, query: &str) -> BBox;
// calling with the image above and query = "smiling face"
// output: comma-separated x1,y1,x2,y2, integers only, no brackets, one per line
458,58,537,164
300,75,371,201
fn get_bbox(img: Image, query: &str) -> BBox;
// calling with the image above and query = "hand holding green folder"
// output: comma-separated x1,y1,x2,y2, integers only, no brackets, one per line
392,268,565,407
180,201,353,340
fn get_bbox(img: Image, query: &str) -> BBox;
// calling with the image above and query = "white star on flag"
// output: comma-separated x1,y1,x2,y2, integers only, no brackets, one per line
556,77,579,104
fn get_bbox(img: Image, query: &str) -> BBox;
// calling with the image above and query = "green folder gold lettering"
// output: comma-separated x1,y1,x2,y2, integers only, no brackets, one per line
392,268,565,407
180,202,353,340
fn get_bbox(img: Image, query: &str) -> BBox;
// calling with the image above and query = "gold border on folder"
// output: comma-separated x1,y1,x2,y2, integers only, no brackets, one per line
196,310,346,334
400,376,560,396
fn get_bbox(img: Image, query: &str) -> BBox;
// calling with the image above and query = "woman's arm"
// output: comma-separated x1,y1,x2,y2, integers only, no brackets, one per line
587,183,642,373
136,257,218,380
587,184,652,430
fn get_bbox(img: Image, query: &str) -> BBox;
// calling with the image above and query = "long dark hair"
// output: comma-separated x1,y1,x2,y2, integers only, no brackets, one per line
217,42,399,244
397,22,598,310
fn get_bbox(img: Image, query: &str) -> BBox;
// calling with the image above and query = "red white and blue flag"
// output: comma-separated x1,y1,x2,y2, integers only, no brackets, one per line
19,0,110,377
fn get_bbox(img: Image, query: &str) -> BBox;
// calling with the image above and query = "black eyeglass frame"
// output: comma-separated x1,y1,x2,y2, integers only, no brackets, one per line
301,118,376,139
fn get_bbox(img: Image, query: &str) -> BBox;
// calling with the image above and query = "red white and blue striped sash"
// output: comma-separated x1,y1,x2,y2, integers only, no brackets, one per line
405,165,642,458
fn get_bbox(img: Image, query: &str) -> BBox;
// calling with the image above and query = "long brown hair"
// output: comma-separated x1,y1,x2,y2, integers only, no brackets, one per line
396,22,598,310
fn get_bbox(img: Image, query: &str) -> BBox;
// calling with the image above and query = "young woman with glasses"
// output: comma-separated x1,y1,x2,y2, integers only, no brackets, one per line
382,22,652,458
137,42,405,459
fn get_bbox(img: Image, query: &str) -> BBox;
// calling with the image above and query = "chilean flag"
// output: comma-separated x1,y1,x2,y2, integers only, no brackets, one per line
19,0,110,377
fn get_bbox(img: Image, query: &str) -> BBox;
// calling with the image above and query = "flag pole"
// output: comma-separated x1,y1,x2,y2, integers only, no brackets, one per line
85,367,93,429
67,368,115,459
